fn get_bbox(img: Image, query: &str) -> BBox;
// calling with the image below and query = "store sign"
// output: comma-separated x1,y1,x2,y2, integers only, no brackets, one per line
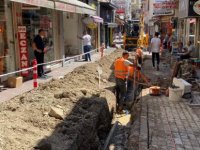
153,1,177,9
55,2,76,13
112,0,126,14
10,0,54,9
153,9,174,16
189,0,200,16
18,26,29,76
193,1,200,15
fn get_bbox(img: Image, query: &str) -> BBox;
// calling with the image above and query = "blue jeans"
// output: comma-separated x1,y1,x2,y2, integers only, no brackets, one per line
83,45,91,61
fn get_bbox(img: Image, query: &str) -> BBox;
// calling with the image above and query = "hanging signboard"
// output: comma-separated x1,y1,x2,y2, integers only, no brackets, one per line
153,9,174,16
153,1,177,9
189,0,200,16
18,26,29,76
112,0,126,14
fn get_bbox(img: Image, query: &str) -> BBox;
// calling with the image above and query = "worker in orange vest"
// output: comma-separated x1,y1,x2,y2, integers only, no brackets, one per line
114,51,133,113
135,46,143,70
126,64,150,107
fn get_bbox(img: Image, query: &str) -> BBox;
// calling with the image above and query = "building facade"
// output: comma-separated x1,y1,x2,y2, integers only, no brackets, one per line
0,0,96,81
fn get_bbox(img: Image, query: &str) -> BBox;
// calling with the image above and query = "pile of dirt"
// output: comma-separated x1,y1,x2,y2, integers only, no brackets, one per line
0,49,123,150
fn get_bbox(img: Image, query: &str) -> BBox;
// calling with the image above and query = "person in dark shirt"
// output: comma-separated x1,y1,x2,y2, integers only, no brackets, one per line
32,29,46,78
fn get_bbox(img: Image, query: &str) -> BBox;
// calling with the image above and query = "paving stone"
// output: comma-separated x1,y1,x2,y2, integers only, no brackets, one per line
128,92,200,150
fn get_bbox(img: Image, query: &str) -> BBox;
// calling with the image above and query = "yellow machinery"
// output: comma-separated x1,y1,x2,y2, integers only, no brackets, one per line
137,14,149,48
123,20,140,51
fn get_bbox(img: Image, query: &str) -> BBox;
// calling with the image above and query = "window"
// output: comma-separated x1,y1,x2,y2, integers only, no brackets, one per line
22,7,54,63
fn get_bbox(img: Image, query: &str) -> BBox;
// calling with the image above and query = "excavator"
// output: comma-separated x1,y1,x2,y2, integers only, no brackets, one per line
123,19,140,51
123,14,149,51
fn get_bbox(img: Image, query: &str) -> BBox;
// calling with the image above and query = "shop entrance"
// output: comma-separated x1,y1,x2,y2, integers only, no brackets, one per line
21,6,54,63
0,0,9,75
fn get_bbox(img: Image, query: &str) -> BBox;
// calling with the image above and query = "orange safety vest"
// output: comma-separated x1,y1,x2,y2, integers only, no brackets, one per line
114,57,128,80
128,66,136,79
128,66,141,79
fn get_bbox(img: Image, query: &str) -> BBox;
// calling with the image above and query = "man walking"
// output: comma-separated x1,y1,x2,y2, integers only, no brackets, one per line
32,29,46,78
114,51,133,113
78,31,92,61
150,32,161,71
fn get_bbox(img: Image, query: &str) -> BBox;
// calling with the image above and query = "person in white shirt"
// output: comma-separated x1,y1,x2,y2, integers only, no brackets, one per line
150,32,161,71
78,31,92,61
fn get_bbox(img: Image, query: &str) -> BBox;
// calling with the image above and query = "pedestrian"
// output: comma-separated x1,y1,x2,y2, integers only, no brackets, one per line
163,34,169,49
150,32,161,71
100,43,105,58
178,41,184,53
114,51,133,113
135,46,143,70
178,41,195,60
78,31,92,61
32,29,47,78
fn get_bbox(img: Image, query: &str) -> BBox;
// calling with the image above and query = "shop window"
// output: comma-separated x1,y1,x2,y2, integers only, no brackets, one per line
22,7,54,63
0,0,9,74
189,18,196,44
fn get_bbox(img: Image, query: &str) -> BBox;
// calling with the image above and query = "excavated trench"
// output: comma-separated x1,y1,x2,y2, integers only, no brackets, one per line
0,49,134,150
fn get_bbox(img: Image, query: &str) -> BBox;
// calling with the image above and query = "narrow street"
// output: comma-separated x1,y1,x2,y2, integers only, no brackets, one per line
1,0,200,150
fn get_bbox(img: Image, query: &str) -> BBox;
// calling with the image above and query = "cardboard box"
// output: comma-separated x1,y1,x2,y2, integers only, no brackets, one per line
7,76,23,88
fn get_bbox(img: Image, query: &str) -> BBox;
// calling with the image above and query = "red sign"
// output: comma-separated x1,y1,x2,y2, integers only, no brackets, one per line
116,9,125,14
153,2,177,9
18,26,29,76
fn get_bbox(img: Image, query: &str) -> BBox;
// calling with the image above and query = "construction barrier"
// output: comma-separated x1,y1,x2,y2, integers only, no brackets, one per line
0,48,103,88
33,59,38,88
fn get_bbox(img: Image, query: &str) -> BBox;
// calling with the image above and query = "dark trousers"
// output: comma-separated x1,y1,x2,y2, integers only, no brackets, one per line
115,78,127,107
152,52,160,67
125,79,134,102
83,45,91,61
34,51,44,77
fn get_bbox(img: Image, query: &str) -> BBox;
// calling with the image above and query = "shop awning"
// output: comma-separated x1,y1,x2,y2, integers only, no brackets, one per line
10,0,96,15
91,16,103,23
10,0,54,9
83,16,103,24
57,0,96,15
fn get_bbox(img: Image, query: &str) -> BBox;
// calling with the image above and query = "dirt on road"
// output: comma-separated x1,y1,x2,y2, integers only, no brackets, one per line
0,49,124,150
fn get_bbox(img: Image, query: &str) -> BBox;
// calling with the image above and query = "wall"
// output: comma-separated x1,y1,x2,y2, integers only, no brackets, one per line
63,13,83,56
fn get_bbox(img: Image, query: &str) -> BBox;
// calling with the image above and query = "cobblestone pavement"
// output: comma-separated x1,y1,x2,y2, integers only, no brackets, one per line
0,48,115,103
128,89,200,150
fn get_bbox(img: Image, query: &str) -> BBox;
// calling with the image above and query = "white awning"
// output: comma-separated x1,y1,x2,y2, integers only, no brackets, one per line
10,0,54,9
58,0,96,15
83,16,103,24
10,0,96,15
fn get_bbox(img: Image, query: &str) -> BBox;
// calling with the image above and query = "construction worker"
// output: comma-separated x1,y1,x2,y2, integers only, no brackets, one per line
125,66,136,108
135,46,143,70
114,51,133,113
125,64,151,109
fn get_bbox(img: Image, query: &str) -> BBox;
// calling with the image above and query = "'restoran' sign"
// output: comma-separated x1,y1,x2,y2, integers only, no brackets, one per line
18,26,29,76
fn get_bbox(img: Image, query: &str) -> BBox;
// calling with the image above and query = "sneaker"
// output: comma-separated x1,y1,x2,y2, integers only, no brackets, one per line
39,75,47,79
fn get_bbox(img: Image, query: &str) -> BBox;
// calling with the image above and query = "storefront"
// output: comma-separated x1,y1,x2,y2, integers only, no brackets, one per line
100,2,117,48
178,0,200,58
0,0,16,78
0,0,9,75
2,0,96,79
